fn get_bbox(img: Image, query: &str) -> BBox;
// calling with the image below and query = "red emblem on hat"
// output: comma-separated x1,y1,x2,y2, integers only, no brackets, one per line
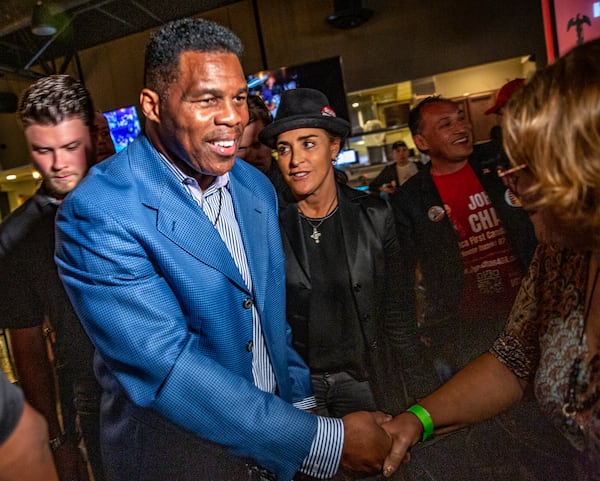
321,105,337,117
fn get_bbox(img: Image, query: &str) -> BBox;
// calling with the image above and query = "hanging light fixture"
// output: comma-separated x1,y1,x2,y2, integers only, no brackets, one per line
31,1,58,36
326,0,373,29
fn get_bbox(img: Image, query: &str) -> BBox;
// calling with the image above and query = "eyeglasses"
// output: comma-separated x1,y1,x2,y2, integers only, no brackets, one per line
497,163,528,195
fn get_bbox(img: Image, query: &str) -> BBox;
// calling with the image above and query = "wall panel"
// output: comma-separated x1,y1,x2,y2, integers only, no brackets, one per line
256,0,545,92
0,0,546,170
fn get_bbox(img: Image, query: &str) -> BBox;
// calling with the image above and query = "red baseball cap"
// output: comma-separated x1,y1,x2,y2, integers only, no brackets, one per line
485,78,526,115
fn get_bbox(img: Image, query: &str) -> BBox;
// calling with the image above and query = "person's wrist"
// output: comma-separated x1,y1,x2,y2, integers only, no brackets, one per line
406,404,434,442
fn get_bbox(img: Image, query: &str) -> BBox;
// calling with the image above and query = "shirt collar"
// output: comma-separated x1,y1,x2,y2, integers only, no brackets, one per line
157,151,230,193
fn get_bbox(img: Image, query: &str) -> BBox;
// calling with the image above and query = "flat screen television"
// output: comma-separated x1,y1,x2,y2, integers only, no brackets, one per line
246,56,349,121
103,105,142,153
334,149,358,166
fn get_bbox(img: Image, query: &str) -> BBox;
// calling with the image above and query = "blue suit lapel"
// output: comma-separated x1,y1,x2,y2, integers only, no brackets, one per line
228,162,270,312
133,136,249,293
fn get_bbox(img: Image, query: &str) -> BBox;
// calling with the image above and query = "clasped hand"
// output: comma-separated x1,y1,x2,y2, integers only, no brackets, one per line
340,411,423,478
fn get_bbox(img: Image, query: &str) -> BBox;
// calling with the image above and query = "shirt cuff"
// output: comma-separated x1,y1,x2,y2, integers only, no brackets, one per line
299,416,344,479
293,395,317,411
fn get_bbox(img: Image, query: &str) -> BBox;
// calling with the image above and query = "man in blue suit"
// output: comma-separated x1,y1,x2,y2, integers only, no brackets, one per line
55,18,391,481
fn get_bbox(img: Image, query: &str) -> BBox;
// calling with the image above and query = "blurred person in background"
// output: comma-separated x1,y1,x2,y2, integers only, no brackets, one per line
478,78,526,173
93,111,116,162
237,94,292,204
0,74,102,481
369,140,418,197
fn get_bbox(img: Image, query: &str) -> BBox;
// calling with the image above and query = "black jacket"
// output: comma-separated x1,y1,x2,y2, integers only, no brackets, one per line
390,150,537,326
368,163,398,193
280,183,438,412
0,189,98,435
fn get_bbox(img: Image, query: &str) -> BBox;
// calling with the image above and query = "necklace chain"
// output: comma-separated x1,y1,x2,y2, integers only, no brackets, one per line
212,188,223,226
562,256,600,428
298,195,338,244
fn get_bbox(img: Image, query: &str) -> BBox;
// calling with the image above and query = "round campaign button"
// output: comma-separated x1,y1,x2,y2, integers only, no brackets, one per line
504,188,522,207
428,205,446,222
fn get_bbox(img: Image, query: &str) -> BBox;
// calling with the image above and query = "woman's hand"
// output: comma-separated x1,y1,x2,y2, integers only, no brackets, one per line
380,412,423,477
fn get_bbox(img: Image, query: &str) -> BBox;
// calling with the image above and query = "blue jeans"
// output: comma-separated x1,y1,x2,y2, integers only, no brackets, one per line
310,371,377,418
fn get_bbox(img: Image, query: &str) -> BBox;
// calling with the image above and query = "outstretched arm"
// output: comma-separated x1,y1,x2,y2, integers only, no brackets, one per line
381,352,526,477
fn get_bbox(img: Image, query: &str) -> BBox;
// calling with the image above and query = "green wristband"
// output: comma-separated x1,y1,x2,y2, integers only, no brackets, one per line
407,404,434,442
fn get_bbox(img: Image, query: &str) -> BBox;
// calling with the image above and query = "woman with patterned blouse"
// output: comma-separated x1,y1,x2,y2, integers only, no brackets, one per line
379,38,600,480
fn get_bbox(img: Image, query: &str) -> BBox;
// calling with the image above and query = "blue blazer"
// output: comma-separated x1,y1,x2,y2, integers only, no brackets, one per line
55,135,318,480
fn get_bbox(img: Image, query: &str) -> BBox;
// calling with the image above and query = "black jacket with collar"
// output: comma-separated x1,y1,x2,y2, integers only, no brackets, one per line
0,188,95,363
279,183,438,412
0,187,56,257
390,148,537,326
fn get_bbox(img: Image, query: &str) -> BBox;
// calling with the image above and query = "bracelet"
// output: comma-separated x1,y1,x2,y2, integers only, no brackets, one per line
406,404,434,442
49,431,67,452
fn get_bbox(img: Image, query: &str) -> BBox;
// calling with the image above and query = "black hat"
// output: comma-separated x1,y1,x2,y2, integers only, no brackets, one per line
392,140,407,150
259,88,350,148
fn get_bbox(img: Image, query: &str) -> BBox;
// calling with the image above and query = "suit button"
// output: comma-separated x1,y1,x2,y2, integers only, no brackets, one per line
242,298,253,309
246,340,253,352
353,283,361,292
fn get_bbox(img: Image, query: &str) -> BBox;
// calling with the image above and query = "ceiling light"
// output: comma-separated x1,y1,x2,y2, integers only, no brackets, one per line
31,1,58,36
6,174,16,181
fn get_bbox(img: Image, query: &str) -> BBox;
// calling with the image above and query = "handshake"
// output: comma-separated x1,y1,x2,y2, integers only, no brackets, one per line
339,410,428,478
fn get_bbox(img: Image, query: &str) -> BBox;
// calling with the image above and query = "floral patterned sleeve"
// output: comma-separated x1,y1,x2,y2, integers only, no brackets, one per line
490,245,546,381
491,244,587,383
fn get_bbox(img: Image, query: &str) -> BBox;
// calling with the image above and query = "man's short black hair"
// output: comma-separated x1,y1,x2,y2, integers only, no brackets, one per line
18,74,94,130
144,17,244,99
408,95,452,135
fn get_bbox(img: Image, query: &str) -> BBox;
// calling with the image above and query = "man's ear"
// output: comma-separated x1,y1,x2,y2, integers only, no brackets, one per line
140,88,160,123
413,133,428,153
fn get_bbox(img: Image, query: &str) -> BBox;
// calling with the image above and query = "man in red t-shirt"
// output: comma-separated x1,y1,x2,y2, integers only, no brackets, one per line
391,96,536,375
389,95,577,481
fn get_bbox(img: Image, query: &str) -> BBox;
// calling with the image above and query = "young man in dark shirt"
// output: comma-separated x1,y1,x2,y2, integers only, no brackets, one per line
0,74,102,481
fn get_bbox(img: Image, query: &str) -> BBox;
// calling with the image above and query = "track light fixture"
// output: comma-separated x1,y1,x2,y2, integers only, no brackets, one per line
31,1,58,36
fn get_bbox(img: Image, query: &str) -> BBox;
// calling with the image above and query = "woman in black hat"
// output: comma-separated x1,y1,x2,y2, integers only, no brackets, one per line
260,88,437,420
